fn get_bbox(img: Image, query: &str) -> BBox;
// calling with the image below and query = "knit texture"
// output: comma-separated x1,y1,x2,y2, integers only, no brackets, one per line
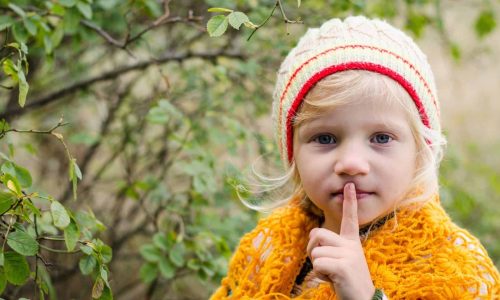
210,195,500,299
272,16,440,165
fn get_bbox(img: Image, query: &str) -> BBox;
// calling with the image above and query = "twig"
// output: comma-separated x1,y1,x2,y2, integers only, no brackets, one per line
39,243,81,254
81,0,202,54
81,20,123,48
248,0,303,41
277,0,300,23
0,117,68,139
0,216,13,253
58,83,131,203
248,2,278,41
36,253,55,267
34,212,39,296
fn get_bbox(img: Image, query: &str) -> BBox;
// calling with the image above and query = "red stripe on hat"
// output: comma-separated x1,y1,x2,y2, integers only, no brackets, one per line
285,62,430,163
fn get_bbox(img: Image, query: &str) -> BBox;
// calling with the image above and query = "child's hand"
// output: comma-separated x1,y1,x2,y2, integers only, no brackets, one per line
307,183,375,300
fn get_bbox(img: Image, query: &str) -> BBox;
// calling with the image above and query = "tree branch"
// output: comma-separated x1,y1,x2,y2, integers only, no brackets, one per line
0,117,67,139
80,0,203,54
0,51,245,120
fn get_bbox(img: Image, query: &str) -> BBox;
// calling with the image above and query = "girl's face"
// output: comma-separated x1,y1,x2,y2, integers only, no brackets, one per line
293,96,417,233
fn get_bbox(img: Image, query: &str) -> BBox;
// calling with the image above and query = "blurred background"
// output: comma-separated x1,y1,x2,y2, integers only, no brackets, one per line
0,0,499,299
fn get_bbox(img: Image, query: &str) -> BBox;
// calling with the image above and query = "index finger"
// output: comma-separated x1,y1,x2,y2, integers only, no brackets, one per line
340,182,359,239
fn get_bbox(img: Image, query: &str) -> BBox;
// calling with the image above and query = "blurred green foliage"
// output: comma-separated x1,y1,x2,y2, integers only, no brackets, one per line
0,0,498,299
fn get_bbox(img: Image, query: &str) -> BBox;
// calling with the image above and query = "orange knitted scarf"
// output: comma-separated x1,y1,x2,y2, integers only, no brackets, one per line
211,195,500,299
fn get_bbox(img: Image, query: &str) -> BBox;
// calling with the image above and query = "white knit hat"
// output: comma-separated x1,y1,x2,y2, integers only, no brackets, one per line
272,16,440,166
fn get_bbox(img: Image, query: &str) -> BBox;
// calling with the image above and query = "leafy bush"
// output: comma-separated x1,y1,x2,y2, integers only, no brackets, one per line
0,0,498,298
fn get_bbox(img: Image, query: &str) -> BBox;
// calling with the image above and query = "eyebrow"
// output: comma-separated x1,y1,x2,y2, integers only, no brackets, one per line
298,118,409,134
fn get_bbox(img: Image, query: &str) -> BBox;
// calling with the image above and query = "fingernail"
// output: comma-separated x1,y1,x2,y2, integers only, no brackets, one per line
345,182,355,193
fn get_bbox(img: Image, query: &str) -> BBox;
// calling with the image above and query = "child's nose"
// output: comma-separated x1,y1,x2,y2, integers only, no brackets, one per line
333,143,370,176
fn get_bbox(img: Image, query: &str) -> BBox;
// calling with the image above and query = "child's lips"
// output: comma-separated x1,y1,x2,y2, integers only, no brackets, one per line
331,192,374,201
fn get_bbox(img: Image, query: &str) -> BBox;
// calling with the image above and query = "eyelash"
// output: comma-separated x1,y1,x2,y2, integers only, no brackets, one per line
311,133,394,144
370,133,393,144
312,134,336,144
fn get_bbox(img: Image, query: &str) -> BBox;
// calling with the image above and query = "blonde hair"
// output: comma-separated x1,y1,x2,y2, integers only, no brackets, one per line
242,70,446,220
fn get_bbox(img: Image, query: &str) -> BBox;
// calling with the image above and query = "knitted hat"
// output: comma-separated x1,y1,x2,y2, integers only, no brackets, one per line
272,16,440,166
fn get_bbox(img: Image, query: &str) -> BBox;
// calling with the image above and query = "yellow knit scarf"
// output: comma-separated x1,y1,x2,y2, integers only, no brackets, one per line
211,195,500,299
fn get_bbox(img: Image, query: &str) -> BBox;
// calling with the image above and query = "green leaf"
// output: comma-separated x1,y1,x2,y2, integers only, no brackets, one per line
142,0,162,17
3,174,22,196
2,161,32,188
207,15,228,37
98,285,113,300
297,0,301,7
23,17,38,36
139,263,157,283
201,264,215,277
51,23,65,51
100,244,112,263
152,233,170,251
140,244,162,262
0,267,6,294
12,22,29,44
76,1,92,19
475,10,496,38
4,251,30,285
0,191,16,214
72,159,83,180
51,201,71,229
187,258,201,271
169,243,185,267
0,16,14,31
44,34,53,54
79,255,97,275
100,266,108,283
158,257,175,279
450,43,461,61
207,7,233,13
405,11,428,38
17,66,29,108
0,121,9,133
59,0,77,7
8,3,26,18
97,0,120,10
80,244,94,255
36,262,55,299
6,230,39,256
0,151,10,161
2,58,18,78
23,198,41,217
51,3,67,15
64,218,80,251
63,8,81,34
69,132,99,145
69,158,80,200
20,42,28,54
146,99,183,125
228,12,249,30
14,162,32,188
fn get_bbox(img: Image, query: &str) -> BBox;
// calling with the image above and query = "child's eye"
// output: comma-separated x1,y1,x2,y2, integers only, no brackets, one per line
371,133,392,144
313,134,337,144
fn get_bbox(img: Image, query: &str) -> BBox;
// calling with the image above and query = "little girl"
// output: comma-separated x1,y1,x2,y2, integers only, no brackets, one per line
211,16,500,299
